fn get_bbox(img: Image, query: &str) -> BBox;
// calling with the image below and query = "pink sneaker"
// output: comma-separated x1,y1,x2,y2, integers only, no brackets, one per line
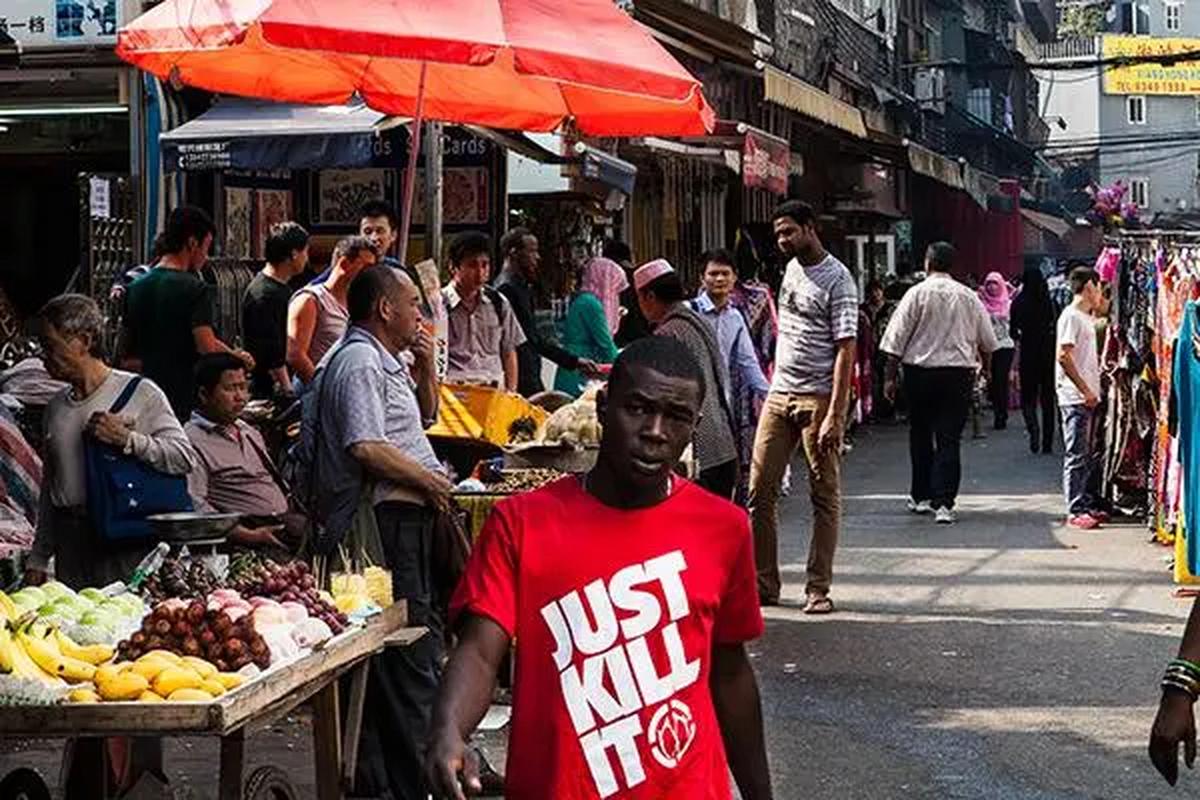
1067,513,1101,530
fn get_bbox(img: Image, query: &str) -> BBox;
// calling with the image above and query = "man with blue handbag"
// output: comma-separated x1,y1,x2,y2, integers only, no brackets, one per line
23,293,197,798
25,293,197,589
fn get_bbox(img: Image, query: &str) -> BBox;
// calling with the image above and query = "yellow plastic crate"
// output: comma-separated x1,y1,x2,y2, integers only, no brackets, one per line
434,383,547,446
427,385,486,440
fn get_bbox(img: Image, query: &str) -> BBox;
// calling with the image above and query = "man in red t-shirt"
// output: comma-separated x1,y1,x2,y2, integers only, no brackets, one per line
427,336,773,800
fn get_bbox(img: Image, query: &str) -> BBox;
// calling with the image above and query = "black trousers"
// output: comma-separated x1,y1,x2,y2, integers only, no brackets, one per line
904,366,974,509
352,502,444,800
1020,349,1056,452
990,348,1015,428
698,458,739,501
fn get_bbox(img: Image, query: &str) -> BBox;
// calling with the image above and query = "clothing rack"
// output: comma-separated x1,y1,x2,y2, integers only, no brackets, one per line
1105,230,1200,239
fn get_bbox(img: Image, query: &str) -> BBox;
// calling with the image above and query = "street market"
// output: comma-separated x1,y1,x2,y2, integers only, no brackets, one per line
11,0,1200,798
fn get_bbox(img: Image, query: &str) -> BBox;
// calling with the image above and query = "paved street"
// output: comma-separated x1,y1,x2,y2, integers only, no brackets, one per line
756,421,1187,799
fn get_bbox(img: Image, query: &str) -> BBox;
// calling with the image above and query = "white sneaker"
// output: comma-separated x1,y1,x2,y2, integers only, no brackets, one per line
935,507,956,525
907,499,933,515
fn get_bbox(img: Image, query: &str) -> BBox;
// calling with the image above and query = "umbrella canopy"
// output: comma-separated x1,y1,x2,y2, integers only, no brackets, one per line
116,0,715,136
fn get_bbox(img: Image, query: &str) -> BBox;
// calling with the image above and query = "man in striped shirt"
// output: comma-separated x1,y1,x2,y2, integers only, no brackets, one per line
749,200,858,613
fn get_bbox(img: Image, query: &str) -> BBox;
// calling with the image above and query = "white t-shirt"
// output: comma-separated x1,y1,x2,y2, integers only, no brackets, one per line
1055,304,1101,406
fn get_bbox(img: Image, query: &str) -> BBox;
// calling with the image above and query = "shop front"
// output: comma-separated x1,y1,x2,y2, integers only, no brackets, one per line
0,0,130,317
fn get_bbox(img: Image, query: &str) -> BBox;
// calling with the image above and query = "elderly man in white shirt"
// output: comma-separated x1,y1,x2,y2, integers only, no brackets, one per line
880,242,998,525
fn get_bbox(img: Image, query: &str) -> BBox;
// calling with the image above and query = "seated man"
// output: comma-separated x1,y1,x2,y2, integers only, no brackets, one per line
184,353,296,549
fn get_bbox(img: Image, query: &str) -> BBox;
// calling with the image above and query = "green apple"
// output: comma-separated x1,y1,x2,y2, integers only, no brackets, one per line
10,594,38,611
79,588,106,604
40,581,73,600
14,587,45,606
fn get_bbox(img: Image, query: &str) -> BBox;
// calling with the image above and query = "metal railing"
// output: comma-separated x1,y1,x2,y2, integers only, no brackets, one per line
1039,36,1099,61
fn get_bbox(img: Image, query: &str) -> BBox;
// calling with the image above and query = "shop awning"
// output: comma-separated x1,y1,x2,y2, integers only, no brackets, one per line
679,120,791,195
160,99,407,172
906,141,965,191
1020,208,1072,238
763,66,868,140
575,144,638,195
507,132,638,196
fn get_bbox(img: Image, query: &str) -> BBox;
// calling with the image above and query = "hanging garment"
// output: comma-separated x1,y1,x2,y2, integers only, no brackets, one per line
1173,300,1200,575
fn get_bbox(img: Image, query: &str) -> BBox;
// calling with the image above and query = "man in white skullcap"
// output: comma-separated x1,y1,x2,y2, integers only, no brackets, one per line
634,259,739,499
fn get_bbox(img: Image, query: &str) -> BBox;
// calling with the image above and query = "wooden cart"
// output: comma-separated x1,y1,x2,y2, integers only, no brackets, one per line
0,603,424,800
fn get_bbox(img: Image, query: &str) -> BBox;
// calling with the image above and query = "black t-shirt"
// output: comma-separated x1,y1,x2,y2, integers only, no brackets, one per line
123,267,213,420
242,272,294,398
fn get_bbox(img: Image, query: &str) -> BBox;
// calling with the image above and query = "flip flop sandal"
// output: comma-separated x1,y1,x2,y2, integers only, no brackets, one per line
804,596,835,615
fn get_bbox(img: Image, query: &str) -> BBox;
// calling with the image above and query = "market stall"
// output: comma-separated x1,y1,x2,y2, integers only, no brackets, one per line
448,387,608,538
0,549,424,799
1099,231,1200,587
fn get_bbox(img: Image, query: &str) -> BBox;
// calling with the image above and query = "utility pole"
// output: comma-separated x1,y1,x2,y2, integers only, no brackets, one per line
424,121,444,263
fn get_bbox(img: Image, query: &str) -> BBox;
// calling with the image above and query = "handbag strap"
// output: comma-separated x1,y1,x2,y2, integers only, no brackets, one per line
243,426,290,495
109,375,143,414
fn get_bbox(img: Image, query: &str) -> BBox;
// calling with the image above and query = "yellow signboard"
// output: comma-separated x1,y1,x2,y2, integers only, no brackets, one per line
1103,35,1200,95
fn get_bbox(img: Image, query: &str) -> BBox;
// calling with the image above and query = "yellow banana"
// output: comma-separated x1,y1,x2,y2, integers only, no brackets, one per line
17,625,95,683
7,631,63,687
0,624,16,674
0,591,17,621
52,629,113,666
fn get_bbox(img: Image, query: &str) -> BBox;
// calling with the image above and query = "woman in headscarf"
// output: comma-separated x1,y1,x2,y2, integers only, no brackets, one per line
554,257,627,397
980,271,1016,430
1010,267,1057,453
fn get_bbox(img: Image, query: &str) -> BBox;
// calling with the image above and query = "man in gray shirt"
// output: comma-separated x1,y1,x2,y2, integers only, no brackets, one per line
749,201,857,613
635,259,739,499
302,264,451,799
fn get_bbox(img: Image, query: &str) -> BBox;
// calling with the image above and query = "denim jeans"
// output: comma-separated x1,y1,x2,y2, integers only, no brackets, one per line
1061,404,1101,516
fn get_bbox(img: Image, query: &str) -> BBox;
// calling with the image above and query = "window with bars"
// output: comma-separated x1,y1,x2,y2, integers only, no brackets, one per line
1128,95,1147,124
1167,2,1182,31
1130,178,1150,208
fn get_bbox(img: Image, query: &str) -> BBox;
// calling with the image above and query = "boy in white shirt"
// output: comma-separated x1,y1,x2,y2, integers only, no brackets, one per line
1055,267,1105,530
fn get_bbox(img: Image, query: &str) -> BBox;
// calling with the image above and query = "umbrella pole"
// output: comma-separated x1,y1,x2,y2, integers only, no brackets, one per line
398,62,428,261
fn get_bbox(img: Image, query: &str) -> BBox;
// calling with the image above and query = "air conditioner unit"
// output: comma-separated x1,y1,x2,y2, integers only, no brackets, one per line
915,67,945,114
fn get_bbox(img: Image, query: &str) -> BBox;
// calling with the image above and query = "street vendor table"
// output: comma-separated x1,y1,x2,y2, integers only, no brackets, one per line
0,602,424,800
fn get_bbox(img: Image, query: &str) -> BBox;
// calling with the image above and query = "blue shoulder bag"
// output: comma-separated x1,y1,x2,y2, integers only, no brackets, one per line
84,376,193,542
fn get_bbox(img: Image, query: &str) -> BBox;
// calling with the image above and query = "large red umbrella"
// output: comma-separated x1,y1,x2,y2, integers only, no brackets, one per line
118,0,714,248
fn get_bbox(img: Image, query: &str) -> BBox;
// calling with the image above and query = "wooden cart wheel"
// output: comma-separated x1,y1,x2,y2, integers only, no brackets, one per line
243,766,299,800
0,768,51,800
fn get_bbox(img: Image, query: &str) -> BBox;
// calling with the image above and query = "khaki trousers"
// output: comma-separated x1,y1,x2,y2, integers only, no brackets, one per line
748,392,842,601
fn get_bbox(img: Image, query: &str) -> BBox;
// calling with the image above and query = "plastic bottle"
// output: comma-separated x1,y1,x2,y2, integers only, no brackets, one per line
127,542,171,591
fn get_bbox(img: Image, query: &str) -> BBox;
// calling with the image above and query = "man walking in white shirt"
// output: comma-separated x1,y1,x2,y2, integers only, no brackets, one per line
1055,267,1105,530
880,243,998,525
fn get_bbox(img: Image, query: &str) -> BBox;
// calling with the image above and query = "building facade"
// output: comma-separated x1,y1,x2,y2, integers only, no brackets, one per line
1041,1,1200,219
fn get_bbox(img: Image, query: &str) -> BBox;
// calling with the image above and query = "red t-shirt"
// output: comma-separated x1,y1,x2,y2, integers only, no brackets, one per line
451,477,764,800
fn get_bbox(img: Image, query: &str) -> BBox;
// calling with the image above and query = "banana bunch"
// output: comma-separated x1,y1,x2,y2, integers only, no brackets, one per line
0,613,115,686
0,620,64,689
13,620,97,683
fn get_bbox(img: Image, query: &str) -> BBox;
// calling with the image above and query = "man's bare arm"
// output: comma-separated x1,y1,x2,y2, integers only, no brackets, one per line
711,643,773,800
426,615,512,799
286,296,319,384
502,350,519,393
828,338,856,420
348,441,452,511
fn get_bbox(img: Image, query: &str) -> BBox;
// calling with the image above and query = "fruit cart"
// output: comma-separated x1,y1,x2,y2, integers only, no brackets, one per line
0,602,423,800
